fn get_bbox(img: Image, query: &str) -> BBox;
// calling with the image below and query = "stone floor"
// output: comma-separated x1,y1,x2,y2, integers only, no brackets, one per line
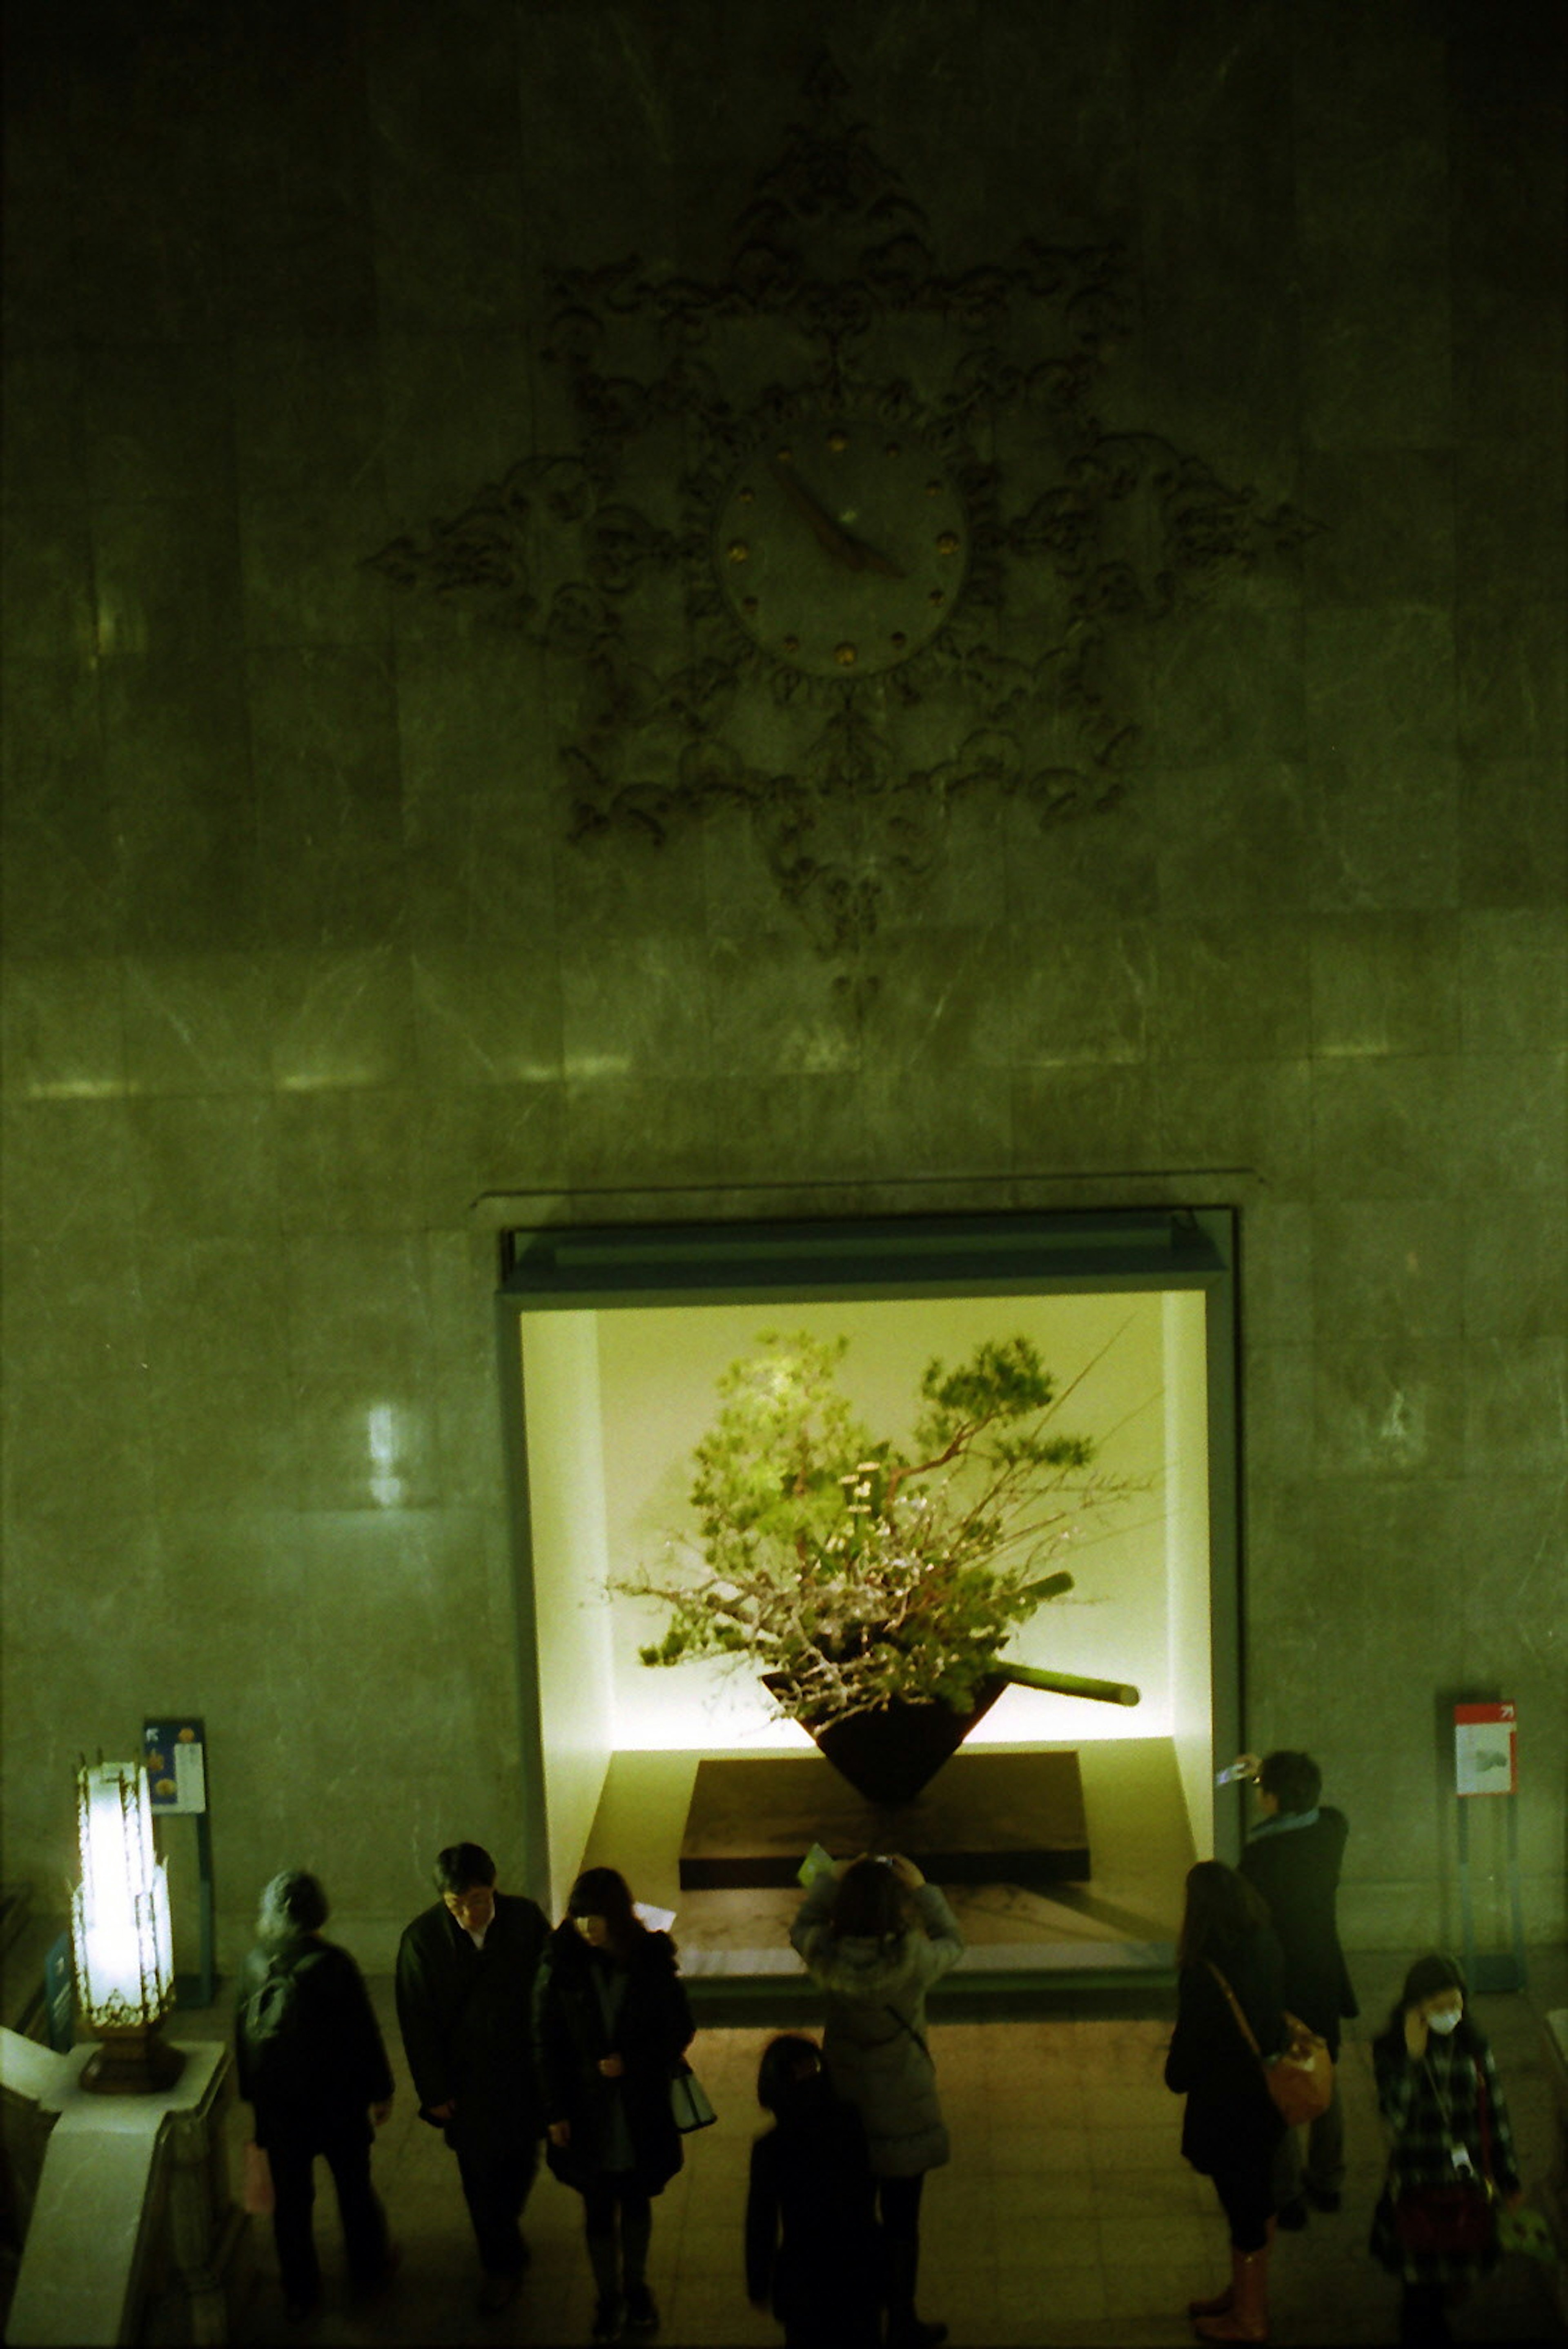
214,1954,1568,2349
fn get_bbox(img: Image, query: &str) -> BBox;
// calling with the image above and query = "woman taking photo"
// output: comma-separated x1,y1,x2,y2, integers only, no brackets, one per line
789,1852,962,2349
1370,1954,1523,2347
534,1867,695,2343
1164,1859,1287,2344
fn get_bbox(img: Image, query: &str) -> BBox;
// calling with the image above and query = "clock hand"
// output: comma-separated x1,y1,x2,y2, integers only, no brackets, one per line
768,459,906,579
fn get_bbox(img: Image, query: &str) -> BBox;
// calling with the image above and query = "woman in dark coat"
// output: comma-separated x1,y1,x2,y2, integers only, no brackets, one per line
235,1869,396,2323
1370,1954,1523,2348
745,2033,881,2349
534,1867,695,2344
1164,1860,1287,2344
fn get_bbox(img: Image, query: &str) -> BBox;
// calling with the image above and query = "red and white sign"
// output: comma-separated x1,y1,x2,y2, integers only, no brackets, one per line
1454,1701,1517,1797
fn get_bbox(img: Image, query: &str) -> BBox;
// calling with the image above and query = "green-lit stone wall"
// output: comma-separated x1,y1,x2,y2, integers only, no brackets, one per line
2,0,1562,1966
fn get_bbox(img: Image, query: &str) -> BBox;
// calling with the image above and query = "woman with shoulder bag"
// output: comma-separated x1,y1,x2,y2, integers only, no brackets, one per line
534,1867,695,2344
1370,1954,1523,2348
1164,1861,1288,2344
790,1853,962,2349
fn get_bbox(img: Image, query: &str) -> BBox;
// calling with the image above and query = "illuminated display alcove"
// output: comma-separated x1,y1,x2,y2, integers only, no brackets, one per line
497,1211,1240,1994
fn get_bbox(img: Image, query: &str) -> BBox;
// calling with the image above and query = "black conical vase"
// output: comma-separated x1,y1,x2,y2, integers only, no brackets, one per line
762,1670,1011,1806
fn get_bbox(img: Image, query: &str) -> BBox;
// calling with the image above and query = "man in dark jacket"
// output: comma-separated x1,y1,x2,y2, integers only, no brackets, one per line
236,1869,396,2323
1237,1748,1359,2224
395,1841,549,2313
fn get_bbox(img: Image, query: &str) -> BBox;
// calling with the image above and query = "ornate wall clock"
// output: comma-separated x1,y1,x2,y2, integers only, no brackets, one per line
371,56,1314,953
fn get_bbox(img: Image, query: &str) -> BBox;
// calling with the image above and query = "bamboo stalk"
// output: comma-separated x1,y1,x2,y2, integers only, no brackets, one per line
994,1661,1140,1706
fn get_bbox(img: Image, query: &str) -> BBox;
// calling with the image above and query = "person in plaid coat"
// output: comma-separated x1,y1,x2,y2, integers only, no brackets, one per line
1370,1954,1524,2347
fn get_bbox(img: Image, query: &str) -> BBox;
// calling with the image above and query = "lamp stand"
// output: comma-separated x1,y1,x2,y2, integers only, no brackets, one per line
80,2021,187,2095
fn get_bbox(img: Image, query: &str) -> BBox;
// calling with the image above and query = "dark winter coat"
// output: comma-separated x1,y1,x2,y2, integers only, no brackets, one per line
235,1934,393,2152
1164,1926,1288,2180
745,2073,880,2341
533,1923,694,2197
1239,1807,1359,2055
395,1891,550,2153
789,1879,963,2178
1370,2024,1521,2285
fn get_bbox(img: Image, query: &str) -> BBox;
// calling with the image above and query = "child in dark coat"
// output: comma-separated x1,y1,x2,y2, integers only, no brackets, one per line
746,2035,881,2349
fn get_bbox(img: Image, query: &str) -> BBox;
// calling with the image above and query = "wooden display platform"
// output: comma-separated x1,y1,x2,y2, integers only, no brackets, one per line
678,1748,1089,1892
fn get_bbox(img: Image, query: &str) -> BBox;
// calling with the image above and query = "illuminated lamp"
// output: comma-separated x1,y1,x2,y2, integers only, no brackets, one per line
70,1759,185,2093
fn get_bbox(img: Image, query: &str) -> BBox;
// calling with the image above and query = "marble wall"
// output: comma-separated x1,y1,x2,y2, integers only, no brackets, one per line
2,0,1564,1968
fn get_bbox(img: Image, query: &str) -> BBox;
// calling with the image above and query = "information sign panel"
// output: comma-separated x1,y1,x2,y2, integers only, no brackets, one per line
1454,1701,1516,1797
143,1718,208,1813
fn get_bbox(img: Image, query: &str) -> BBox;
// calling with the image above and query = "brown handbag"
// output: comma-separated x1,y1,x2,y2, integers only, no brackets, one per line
1206,1962,1334,2126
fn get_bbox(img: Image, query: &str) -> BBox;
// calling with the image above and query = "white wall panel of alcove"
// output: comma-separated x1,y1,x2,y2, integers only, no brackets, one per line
495,1210,1239,1939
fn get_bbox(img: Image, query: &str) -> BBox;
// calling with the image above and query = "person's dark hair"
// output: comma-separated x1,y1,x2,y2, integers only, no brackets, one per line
1381,1953,1481,2051
566,1866,648,1956
1258,1750,1322,1815
433,1842,497,1896
831,1857,911,1940
1176,1859,1271,1967
257,1868,329,1944
756,2033,822,2114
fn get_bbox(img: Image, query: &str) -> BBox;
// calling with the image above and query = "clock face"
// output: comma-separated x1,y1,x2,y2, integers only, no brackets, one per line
712,418,970,678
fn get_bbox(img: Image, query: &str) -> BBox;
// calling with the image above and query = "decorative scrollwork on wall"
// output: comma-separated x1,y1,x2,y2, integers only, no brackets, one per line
369,52,1316,953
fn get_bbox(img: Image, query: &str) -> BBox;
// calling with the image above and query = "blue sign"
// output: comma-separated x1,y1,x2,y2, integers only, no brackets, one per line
143,1718,208,1813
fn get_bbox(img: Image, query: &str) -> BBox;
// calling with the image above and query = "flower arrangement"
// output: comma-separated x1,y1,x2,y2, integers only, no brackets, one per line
615,1328,1149,1728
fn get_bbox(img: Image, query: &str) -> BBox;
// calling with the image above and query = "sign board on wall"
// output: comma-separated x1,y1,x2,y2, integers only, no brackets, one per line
1454,1701,1516,1797
143,1718,208,1813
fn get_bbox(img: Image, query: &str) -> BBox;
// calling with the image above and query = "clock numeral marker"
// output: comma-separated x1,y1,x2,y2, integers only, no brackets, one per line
925,479,943,497
936,531,960,555
782,634,800,654
928,589,945,606
835,642,858,666
727,541,750,563
827,430,849,452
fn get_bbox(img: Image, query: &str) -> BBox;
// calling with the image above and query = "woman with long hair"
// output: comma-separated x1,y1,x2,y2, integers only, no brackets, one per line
789,1852,962,2349
534,1866,695,2343
1164,1859,1287,2344
1370,1954,1523,2347
746,2033,881,2349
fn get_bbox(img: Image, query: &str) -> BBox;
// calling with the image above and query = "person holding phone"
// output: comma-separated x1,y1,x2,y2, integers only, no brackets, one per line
1233,1749,1359,2225
789,1852,962,2349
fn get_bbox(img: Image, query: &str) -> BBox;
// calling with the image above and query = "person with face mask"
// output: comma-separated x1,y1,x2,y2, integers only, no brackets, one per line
534,1867,695,2343
1370,1955,1525,2347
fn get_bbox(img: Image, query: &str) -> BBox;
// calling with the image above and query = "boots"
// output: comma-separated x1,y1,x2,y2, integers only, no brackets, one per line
1187,2217,1274,2326
1191,2241,1270,2343
1187,2264,1236,2320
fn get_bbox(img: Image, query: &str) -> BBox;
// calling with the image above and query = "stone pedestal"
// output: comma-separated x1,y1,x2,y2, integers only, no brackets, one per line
0,2029,247,2346
678,1748,1091,1890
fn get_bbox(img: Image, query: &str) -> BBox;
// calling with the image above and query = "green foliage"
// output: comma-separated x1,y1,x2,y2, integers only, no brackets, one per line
614,1329,1147,1726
